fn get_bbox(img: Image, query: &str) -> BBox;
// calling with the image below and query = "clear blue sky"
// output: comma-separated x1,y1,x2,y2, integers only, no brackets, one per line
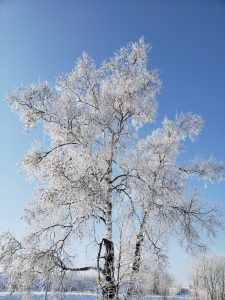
0,0,225,285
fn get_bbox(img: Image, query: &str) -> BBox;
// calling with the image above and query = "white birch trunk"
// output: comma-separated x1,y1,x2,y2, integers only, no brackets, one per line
101,136,116,299
105,201,112,241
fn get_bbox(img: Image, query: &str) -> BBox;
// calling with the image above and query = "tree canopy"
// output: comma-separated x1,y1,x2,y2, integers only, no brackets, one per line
0,39,224,299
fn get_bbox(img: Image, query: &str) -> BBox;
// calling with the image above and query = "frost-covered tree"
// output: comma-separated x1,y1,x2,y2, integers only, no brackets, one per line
142,261,173,296
191,254,225,300
0,39,224,299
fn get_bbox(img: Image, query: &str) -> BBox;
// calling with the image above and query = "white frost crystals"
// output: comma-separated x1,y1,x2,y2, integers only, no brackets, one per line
1,39,225,299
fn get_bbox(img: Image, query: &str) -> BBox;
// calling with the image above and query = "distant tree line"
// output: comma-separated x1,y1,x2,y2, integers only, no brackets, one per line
191,254,225,300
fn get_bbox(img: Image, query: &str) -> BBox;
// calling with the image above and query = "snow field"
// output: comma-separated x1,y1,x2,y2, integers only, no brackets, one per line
0,292,197,300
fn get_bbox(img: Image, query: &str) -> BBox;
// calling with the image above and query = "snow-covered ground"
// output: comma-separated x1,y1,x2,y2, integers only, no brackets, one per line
0,292,196,299
0,293,96,300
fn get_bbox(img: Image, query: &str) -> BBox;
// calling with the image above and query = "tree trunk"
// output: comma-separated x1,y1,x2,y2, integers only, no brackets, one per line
125,211,148,299
102,237,116,299
102,134,116,300
100,201,116,299
125,233,143,299
101,150,116,299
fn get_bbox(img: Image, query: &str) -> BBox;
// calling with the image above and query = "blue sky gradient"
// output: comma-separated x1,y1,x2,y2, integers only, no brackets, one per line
0,0,225,284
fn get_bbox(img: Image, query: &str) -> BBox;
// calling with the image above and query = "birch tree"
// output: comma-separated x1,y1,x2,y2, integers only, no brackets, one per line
0,39,224,299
